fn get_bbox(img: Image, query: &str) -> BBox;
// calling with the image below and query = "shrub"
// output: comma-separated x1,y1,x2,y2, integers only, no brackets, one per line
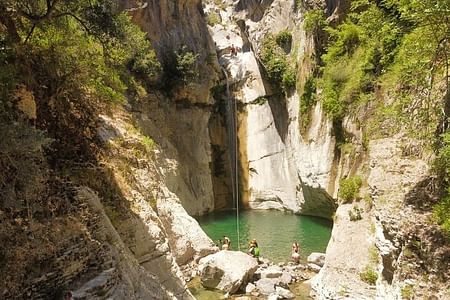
401,285,414,299
348,205,363,221
282,66,296,91
260,34,296,92
275,30,292,49
304,9,327,34
359,266,377,285
339,176,362,203
131,50,161,78
176,46,199,82
300,76,316,114
207,12,221,26
433,192,450,238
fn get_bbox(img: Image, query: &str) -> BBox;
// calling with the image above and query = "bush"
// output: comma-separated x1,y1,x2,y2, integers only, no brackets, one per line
176,46,199,82
304,9,327,34
282,66,296,91
131,51,161,78
339,176,362,203
260,35,296,92
359,266,377,285
275,30,292,49
401,285,414,299
207,12,221,26
348,205,363,221
433,192,450,237
300,76,316,114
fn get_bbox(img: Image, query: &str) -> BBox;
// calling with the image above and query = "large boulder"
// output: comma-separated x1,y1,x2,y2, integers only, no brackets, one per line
157,189,218,265
198,251,259,294
260,265,283,279
307,252,326,267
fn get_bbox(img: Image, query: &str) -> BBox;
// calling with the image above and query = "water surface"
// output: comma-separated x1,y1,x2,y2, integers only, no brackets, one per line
196,210,332,262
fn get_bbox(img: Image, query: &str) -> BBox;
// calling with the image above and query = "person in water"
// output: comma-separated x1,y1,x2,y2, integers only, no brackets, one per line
222,236,231,250
291,241,300,264
248,239,260,260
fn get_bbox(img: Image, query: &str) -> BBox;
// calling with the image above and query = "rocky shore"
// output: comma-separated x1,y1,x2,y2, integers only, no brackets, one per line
188,250,326,299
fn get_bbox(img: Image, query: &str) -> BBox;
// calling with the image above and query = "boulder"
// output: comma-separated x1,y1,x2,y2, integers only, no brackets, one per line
275,286,295,299
261,265,283,279
245,282,256,293
198,251,259,294
308,263,322,272
255,278,278,295
307,252,326,267
279,272,292,285
268,294,280,300
157,191,217,265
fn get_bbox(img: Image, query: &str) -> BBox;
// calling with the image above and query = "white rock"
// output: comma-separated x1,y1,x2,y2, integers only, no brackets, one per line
307,252,326,267
279,272,292,285
255,278,278,295
261,265,283,279
307,263,322,272
275,286,295,299
268,293,280,300
198,251,259,294
245,282,256,293
157,189,217,265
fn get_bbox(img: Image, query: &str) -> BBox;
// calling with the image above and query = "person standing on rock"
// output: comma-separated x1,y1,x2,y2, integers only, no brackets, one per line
291,241,300,264
222,236,231,250
248,239,260,260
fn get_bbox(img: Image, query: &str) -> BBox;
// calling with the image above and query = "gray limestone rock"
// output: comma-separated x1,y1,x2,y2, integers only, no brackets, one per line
198,251,259,294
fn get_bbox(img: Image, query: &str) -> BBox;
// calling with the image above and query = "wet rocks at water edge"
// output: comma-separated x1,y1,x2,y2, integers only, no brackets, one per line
307,252,326,267
197,251,315,298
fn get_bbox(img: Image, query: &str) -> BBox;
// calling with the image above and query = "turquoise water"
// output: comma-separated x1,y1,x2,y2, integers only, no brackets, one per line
196,210,333,263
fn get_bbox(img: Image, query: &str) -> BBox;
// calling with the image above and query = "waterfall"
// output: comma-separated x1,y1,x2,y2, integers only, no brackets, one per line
222,67,241,250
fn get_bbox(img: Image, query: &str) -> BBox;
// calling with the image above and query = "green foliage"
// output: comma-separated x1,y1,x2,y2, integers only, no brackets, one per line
316,0,449,130
0,0,161,105
260,35,296,92
207,12,221,26
304,9,327,34
348,205,363,221
401,284,414,299
282,66,296,90
163,46,199,87
141,135,155,151
176,47,199,82
275,30,292,49
339,176,363,203
300,76,316,114
359,266,378,285
433,191,450,237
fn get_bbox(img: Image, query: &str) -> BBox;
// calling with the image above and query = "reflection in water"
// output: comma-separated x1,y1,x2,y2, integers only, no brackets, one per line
196,210,332,262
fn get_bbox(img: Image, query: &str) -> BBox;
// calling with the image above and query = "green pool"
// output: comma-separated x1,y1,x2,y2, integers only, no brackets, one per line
196,210,333,263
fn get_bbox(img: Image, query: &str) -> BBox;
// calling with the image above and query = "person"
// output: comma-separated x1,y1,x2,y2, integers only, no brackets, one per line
291,241,300,264
248,239,260,259
64,291,73,300
222,236,231,250
230,44,237,56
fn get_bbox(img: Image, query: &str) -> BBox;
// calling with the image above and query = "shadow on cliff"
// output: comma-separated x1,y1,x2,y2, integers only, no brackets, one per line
0,92,189,299
386,177,450,283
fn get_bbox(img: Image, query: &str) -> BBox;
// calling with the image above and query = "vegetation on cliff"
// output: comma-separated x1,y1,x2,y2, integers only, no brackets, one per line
303,0,449,236
0,0,161,296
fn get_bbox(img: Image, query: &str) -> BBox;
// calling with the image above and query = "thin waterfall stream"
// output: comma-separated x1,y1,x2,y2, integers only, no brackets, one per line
222,67,241,251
